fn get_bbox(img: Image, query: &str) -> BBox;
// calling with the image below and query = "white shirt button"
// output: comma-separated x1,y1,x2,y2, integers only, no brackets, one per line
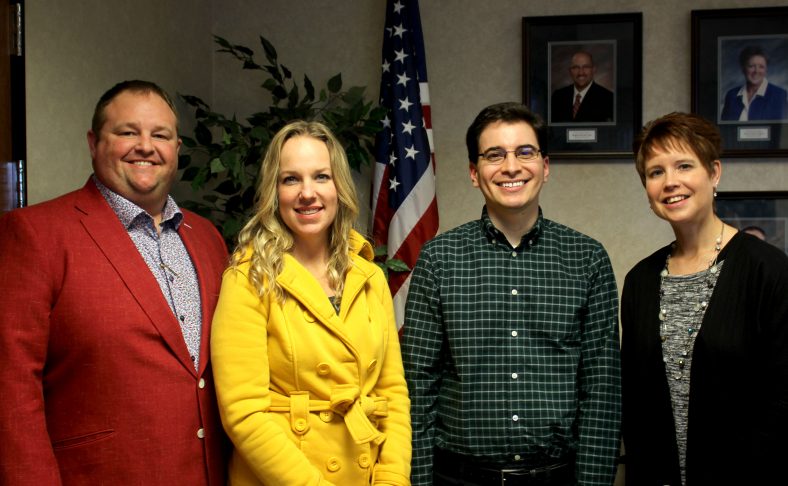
511,330,518,337
511,373,518,379
197,428,205,439
512,415,519,421
198,378,205,389
511,289,518,295
514,454,522,461
511,251,517,257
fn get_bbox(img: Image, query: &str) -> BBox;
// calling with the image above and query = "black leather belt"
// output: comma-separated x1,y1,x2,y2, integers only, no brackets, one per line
433,447,574,486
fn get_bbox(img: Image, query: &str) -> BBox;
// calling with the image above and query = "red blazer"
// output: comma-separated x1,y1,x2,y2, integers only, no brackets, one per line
0,179,229,485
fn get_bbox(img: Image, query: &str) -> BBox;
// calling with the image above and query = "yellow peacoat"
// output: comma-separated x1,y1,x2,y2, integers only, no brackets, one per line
211,231,411,485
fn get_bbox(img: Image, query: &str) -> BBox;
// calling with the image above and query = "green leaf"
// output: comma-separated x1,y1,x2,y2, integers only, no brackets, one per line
181,166,200,182
214,35,232,49
386,258,410,272
195,123,212,145
210,157,224,174
304,75,315,101
281,64,292,79
215,180,238,195
272,85,287,101
235,45,254,56
179,94,209,109
178,154,192,170
344,86,365,105
191,166,209,191
249,126,269,141
327,73,342,93
287,84,299,108
222,217,244,242
181,136,197,149
220,151,240,176
243,60,262,70
374,244,389,257
260,35,278,64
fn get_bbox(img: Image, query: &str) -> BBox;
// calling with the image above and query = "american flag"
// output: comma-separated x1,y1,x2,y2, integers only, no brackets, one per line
372,0,439,329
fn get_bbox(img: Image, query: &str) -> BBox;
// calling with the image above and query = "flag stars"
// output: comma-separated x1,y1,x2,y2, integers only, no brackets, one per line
405,145,419,159
394,49,408,63
389,177,401,192
396,73,411,87
389,153,397,166
382,60,391,73
393,24,408,38
393,1,404,14
381,116,391,129
399,97,413,112
402,120,416,135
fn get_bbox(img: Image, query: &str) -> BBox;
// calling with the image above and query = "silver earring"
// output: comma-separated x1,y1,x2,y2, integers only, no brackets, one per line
714,186,718,198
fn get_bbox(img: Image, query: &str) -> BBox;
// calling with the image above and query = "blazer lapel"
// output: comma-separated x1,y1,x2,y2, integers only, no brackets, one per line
75,182,196,375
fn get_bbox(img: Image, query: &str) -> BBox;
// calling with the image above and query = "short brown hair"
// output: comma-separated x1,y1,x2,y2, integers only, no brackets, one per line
91,80,178,138
633,112,721,185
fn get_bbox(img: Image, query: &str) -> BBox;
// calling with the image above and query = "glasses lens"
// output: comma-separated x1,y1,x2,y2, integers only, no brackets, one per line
515,146,538,160
483,149,505,163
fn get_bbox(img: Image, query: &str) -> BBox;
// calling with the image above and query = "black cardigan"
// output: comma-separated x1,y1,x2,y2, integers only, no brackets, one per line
621,231,788,485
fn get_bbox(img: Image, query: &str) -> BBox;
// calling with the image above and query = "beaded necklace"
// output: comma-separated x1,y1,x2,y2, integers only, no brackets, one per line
658,221,724,380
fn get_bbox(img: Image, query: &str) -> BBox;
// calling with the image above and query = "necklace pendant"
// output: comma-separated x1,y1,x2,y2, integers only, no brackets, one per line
687,327,695,335
677,358,685,369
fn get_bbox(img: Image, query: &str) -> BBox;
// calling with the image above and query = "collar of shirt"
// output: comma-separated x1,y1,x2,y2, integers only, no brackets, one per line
480,206,543,250
92,175,184,232
736,79,770,102
573,81,594,101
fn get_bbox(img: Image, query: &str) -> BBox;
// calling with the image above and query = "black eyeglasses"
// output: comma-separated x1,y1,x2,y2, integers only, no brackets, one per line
478,145,542,164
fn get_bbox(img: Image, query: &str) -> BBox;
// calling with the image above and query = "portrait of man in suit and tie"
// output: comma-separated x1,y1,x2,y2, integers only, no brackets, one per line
550,45,615,124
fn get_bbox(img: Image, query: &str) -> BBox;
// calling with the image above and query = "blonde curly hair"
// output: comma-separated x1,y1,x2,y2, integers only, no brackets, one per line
231,120,360,302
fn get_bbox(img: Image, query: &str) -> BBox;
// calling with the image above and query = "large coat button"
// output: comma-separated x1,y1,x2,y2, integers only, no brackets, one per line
316,362,331,376
326,457,341,472
358,453,371,468
319,410,334,422
366,359,378,373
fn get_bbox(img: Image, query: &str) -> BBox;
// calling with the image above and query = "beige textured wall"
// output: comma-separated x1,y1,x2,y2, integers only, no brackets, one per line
25,0,213,204
25,0,787,286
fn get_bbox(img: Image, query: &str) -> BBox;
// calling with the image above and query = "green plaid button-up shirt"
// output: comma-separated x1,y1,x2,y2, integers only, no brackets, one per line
402,208,621,486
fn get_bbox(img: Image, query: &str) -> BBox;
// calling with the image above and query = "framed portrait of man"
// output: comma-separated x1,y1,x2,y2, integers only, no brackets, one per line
523,13,642,158
548,41,616,126
692,7,788,156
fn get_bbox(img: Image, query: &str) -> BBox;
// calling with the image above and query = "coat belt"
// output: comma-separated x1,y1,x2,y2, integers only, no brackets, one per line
269,384,388,446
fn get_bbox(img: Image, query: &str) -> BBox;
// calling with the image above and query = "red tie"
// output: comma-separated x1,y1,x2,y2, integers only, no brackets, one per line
572,93,581,119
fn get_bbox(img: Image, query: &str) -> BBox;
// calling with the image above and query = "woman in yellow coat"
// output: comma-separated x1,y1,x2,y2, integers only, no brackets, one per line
211,121,411,485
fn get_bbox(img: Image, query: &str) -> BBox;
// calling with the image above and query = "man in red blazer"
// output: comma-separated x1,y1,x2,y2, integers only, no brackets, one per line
0,80,229,484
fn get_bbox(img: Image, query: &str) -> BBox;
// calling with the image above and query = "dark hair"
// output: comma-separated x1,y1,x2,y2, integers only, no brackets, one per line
739,45,769,71
91,80,178,137
572,50,595,66
465,102,548,163
633,112,721,185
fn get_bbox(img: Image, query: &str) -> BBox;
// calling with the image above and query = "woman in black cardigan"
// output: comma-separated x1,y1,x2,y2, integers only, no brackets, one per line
621,112,788,485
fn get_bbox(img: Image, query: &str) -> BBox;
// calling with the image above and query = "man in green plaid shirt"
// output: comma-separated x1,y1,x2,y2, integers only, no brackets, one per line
402,102,621,486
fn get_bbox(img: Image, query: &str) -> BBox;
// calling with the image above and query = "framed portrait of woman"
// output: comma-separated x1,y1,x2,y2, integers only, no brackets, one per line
692,7,788,156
